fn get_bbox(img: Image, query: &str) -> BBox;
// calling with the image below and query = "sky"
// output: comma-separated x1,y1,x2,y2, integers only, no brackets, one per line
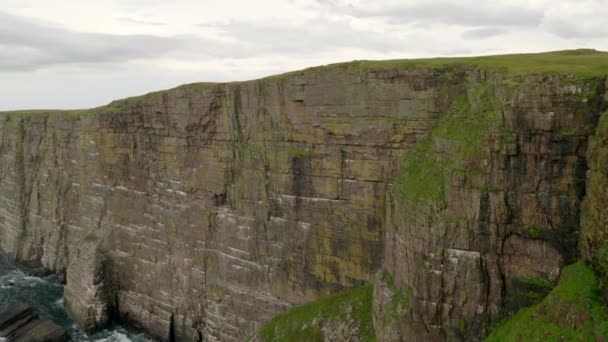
1,0,607,110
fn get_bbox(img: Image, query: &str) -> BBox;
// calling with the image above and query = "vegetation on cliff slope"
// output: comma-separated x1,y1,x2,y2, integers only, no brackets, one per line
255,285,375,342
486,261,608,341
394,84,500,205
580,109,608,297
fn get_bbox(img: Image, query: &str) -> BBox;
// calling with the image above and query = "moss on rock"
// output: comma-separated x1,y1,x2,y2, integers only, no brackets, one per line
255,285,375,342
486,261,608,341
393,84,501,205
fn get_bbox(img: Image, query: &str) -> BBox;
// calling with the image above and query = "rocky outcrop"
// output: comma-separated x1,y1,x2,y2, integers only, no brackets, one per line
0,302,69,341
0,66,449,341
63,242,109,332
0,50,607,341
580,78,608,297
485,261,608,340
378,71,607,340
252,285,374,342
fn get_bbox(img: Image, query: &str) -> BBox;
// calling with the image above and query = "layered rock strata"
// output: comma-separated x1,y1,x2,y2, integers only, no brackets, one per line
0,51,607,341
378,71,606,340
0,302,69,341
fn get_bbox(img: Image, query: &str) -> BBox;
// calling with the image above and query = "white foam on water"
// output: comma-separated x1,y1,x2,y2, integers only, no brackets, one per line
95,330,135,342
1,271,23,279
23,276,47,283
1,255,150,342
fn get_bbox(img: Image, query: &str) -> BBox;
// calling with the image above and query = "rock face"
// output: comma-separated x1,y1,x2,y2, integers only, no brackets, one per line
484,261,608,340
0,50,607,341
252,285,375,342
0,302,69,341
378,72,606,340
580,79,608,297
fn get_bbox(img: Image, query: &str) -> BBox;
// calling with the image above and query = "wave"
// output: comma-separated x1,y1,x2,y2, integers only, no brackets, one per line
0,255,151,342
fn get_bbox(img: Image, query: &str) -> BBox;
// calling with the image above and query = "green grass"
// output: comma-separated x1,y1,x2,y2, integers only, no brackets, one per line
394,138,446,205
486,261,608,341
83,230,99,242
505,276,555,305
518,277,554,290
598,244,608,279
256,285,376,342
519,225,543,239
114,82,218,105
378,270,412,327
0,105,124,118
289,148,316,159
244,144,264,156
272,49,608,80
394,85,501,205
2,49,606,116
0,109,90,117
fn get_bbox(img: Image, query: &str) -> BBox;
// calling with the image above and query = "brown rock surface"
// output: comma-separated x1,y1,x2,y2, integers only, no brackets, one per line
0,53,607,341
1,67,445,340
378,71,606,340
580,78,608,296
0,302,69,342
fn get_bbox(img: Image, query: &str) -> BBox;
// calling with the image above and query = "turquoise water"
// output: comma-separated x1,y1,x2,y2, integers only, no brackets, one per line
0,254,152,341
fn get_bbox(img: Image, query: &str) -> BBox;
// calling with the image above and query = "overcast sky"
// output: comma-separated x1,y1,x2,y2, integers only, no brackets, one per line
1,0,606,110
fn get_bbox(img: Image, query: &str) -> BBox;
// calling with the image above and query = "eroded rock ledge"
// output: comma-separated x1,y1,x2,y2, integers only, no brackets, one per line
0,50,607,341
0,303,68,342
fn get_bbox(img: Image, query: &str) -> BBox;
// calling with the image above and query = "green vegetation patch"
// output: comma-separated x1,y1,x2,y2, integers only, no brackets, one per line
275,49,608,80
2,50,606,117
505,276,555,308
289,148,316,159
394,85,501,205
519,224,543,239
83,230,99,242
256,285,376,342
592,243,608,297
518,277,554,290
379,270,412,327
114,82,218,105
0,109,94,119
597,243,608,281
486,261,608,341
235,143,265,157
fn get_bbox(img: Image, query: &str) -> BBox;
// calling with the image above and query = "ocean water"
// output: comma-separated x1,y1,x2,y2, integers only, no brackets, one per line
0,254,152,341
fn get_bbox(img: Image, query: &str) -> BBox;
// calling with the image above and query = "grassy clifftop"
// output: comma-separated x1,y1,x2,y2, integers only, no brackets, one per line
1,49,607,115
298,49,608,79
486,262,608,341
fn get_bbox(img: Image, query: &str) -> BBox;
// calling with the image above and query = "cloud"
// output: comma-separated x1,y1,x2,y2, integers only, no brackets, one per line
0,11,182,71
0,10,407,72
117,17,168,26
541,0,608,39
1,0,607,111
313,0,341,10
429,47,472,56
318,1,543,28
462,27,507,39
202,16,401,56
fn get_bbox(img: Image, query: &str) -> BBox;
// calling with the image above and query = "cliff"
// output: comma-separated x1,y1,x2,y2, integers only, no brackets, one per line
0,49,607,341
